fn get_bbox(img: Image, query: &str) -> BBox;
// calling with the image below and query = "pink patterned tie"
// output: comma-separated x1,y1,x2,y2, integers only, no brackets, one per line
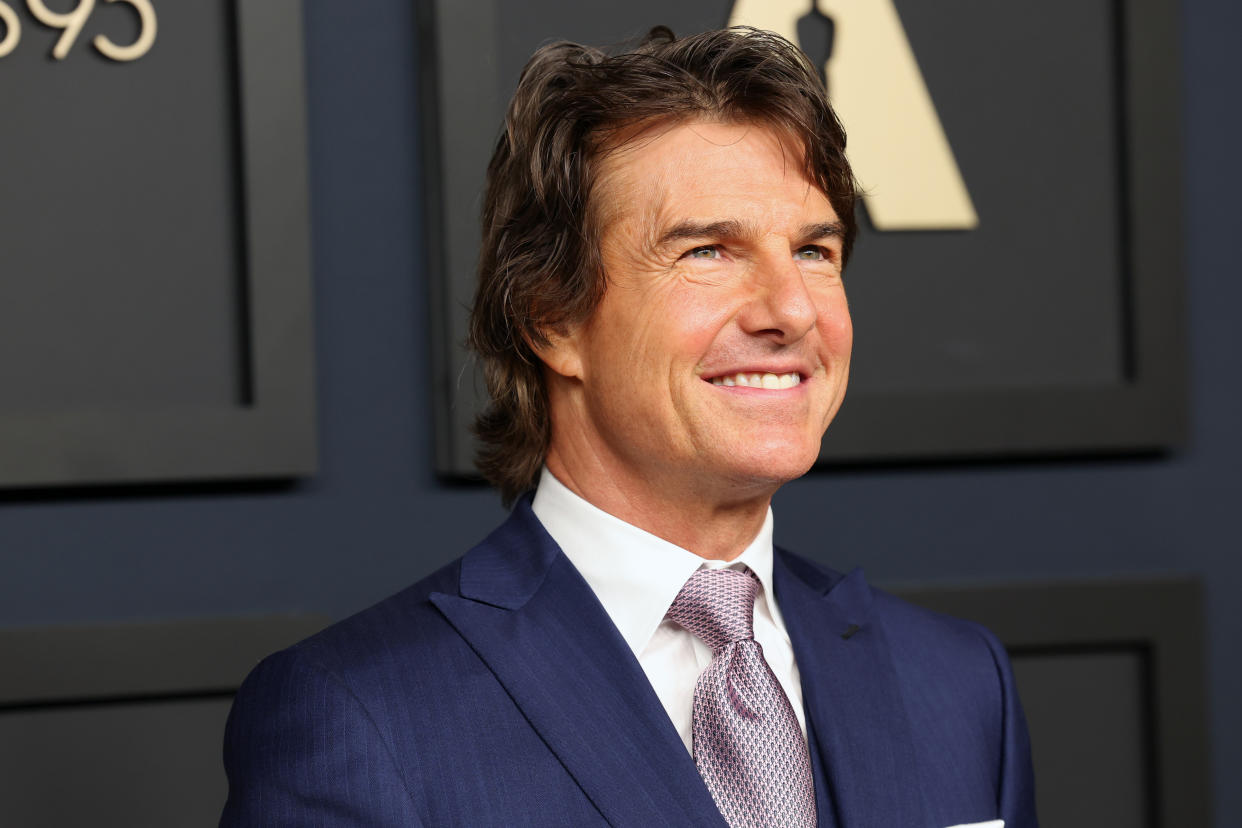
666,567,817,828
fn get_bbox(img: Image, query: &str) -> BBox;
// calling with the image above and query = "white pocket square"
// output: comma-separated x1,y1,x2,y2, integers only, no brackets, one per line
945,822,1004,828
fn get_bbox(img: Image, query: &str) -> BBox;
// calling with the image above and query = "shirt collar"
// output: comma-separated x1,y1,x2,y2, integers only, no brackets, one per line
530,467,783,659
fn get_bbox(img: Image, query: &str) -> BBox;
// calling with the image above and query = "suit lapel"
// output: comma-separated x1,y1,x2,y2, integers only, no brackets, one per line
774,552,928,828
431,501,725,828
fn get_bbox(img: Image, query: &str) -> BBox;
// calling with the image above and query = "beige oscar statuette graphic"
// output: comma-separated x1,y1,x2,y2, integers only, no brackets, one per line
729,0,978,231
1,0,156,61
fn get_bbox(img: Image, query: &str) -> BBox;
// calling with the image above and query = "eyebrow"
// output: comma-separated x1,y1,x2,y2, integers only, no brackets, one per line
656,220,746,247
656,219,845,247
798,221,847,244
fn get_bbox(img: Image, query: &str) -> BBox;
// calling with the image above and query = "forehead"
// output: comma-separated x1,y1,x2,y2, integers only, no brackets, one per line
593,119,833,232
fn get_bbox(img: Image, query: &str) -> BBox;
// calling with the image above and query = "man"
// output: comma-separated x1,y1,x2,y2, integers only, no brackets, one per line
222,27,1036,827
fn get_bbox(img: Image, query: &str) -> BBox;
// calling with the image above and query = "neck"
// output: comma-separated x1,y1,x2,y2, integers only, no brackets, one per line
544,452,774,561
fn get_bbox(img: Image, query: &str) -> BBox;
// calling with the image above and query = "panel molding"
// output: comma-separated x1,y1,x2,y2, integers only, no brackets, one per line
0,0,316,488
419,0,1186,478
894,577,1210,828
0,614,328,707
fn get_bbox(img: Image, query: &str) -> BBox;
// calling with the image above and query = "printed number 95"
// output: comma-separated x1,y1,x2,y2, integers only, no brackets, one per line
0,0,157,61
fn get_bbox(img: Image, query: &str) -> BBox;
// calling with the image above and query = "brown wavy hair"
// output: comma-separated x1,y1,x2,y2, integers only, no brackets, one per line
468,26,859,504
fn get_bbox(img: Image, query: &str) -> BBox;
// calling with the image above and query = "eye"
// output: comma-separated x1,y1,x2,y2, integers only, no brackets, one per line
683,245,722,260
794,246,828,261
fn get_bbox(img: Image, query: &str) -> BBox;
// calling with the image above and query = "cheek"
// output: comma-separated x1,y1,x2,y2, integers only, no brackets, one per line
607,289,732,374
816,294,853,357
666,286,743,356
582,301,684,403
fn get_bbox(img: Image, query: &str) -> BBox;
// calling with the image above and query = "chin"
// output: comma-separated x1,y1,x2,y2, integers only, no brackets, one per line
717,441,821,490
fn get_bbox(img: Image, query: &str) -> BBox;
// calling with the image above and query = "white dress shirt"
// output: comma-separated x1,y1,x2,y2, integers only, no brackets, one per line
531,468,806,753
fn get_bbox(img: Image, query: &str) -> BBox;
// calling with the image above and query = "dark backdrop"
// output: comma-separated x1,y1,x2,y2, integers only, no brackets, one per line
0,1,1235,824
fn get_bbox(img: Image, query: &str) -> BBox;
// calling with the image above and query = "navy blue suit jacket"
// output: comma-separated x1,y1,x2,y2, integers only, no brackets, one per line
221,499,1037,827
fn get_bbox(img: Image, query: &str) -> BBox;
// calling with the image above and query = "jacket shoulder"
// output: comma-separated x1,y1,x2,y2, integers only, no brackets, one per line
778,546,1006,665
222,558,470,824
281,556,466,680
871,586,1008,663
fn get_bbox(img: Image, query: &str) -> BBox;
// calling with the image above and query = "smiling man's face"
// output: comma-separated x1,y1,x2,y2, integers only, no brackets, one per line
542,119,852,503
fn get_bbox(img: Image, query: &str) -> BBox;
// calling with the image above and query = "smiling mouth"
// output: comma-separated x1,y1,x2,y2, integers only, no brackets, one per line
709,372,802,389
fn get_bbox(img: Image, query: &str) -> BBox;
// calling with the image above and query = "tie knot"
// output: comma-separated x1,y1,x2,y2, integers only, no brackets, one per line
666,567,759,651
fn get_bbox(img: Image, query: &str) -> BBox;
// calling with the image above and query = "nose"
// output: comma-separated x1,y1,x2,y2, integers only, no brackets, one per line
736,254,818,344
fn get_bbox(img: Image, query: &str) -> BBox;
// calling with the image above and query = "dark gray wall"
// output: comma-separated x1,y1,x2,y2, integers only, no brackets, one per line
0,1,1236,824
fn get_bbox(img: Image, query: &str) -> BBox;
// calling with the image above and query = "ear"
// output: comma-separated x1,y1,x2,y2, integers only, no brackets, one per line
529,325,585,381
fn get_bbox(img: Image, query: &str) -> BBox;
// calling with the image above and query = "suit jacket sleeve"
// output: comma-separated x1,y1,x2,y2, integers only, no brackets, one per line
981,624,1038,828
219,649,424,827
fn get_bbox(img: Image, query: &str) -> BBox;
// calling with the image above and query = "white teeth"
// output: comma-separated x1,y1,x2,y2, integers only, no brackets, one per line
710,372,802,389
